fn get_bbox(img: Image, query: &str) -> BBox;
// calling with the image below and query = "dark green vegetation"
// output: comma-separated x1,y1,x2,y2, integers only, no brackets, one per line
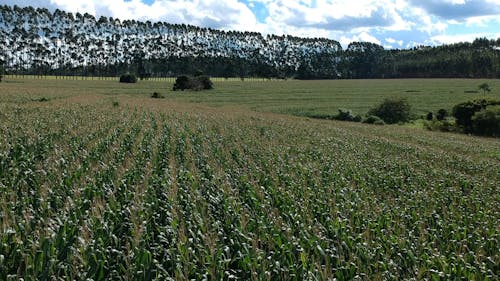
1,78,499,279
173,75,213,91
367,97,411,124
478,83,492,95
2,77,499,117
1,5,499,79
452,99,500,134
119,74,138,83
471,105,500,137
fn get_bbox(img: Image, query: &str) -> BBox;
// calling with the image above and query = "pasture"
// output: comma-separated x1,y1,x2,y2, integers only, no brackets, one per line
0,77,499,280
2,76,500,117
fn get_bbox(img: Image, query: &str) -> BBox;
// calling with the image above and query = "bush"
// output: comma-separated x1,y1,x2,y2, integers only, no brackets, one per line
436,109,448,121
151,92,164,99
335,109,361,122
478,83,491,95
452,99,500,133
119,74,137,83
173,75,213,91
368,97,411,124
471,105,500,137
173,75,191,91
426,112,433,121
363,115,385,125
424,119,457,132
197,75,213,90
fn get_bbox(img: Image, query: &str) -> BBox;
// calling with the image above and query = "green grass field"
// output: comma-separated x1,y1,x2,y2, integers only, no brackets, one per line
3,77,499,117
1,77,499,280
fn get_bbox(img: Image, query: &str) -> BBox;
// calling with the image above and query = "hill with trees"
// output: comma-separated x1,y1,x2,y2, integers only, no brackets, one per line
0,5,499,79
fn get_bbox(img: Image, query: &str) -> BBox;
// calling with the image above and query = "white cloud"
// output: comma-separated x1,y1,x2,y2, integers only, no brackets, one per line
2,0,499,48
430,32,500,45
2,0,260,31
385,37,403,46
339,31,381,47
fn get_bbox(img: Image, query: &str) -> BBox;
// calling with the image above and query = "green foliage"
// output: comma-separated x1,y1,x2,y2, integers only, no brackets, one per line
1,78,499,280
119,73,138,83
334,109,362,122
436,109,448,121
112,101,119,107
196,75,214,90
173,75,213,91
424,119,457,132
172,75,191,91
151,92,164,99
478,83,491,95
471,105,500,137
426,112,433,120
363,115,385,125
368,97,411,124
452,99,500,133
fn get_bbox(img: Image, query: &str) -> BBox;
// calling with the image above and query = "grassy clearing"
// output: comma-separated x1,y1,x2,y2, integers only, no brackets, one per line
0,78,499,279
2,77,499,117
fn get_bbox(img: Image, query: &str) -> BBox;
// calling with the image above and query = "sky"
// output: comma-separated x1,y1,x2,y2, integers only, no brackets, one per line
3,0,500,49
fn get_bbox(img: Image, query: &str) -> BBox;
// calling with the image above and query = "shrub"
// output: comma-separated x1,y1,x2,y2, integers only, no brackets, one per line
478,83,491,95
197,75,213,90
424,119,456,132
119,74,137,83
426,112,433,121
173,75,191,91
353,114,363,122
173,75,213,91
471,105,500,137
436,109,448,121
368,97,411,124
335,109,361,122
363,115,385,125
151,92,164,99
112,101,119,107
452,99,500,133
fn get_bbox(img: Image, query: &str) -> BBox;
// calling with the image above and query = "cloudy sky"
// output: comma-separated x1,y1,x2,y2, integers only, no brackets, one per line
4,0,500,48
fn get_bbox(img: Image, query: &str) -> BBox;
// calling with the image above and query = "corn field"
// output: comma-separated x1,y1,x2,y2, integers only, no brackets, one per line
0,96,499,280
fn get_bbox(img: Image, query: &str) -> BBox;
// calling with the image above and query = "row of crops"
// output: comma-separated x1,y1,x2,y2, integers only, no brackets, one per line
0,98,499,280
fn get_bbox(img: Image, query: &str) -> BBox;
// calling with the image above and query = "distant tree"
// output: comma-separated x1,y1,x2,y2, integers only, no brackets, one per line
368,97,411,124
173,75,213,91
173,75,191,91
196,75,213,90
478,83,491,95
194,69,204,77
426,112,434,120
436,109,448,121
471,105,500,137
452,99,500,133
363,115,385,125
119,73,137,83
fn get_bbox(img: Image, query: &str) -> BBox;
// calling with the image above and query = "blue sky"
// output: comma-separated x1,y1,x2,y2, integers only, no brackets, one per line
3,0,500,49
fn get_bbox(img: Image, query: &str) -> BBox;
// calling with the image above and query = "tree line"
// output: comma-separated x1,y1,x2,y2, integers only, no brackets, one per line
0,5,499,79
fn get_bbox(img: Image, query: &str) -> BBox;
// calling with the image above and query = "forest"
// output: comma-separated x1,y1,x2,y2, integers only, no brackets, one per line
0,4,499,79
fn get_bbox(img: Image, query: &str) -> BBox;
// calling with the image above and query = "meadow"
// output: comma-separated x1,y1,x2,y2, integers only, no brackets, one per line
0,77,499,280
3,76,500,117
